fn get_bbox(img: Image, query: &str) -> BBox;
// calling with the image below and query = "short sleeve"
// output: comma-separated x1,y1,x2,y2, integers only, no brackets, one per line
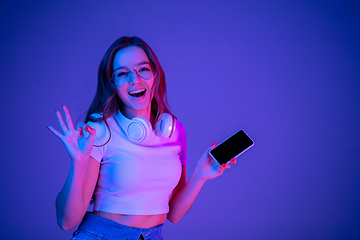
176,120,188,165
87,120,110,163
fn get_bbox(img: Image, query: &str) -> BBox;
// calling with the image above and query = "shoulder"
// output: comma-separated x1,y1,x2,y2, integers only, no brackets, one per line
173,119,187,144
174,119,187,164
175,119,186,136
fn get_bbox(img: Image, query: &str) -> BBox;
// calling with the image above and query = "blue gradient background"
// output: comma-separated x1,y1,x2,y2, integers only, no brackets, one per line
1,1,359,239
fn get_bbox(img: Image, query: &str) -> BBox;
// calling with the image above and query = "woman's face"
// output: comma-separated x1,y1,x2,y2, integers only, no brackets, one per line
112,46,155,118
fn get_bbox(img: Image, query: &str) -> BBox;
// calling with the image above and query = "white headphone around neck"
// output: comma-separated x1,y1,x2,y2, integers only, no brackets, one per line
115,110,175,144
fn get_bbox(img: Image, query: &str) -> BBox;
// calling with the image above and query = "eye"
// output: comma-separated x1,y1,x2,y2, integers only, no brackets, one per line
115,70,128,78
137,63,152,72
139,67,150,72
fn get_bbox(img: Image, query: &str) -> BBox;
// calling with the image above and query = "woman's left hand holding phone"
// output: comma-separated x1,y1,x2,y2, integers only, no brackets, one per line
195,142,237,181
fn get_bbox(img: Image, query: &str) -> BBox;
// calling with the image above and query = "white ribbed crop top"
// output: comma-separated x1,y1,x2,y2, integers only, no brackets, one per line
87,113,187,215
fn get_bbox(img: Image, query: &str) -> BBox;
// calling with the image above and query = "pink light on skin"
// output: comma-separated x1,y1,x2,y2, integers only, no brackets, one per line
113,46,155,121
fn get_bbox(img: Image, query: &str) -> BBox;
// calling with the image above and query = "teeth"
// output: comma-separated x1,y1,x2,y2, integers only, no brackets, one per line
129,88,146,94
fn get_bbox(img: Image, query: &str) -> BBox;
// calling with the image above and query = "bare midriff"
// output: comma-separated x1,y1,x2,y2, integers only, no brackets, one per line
92,211,167,228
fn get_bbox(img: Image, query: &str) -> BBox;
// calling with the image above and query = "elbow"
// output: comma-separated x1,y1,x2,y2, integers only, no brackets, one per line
55,200,81,231
57,218,75,231
167,213,181,224
167,203,188,223
168,218,180,224
56,212,79,231
57,219,68,231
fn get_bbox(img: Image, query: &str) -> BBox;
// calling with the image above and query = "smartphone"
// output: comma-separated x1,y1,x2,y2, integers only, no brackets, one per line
209,129,254,165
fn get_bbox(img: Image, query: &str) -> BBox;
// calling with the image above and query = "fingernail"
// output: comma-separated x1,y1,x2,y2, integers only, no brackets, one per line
85,126,89,132
212,142,217,147
46,126,50,129
62,104,64,107
222,164,226,168
87,125,92,131
231,158,236,163
218,166,222,170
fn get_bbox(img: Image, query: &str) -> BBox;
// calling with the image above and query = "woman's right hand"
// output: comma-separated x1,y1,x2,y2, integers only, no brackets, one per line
47,105,96,163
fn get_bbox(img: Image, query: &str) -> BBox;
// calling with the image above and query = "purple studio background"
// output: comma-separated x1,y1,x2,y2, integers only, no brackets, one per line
1,0,359,239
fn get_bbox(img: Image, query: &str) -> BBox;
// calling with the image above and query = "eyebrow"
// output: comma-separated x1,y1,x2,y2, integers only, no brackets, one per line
113,61,151,72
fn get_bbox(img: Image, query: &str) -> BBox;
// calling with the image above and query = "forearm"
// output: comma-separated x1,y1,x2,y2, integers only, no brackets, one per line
167,167,207,223
56,160,88,230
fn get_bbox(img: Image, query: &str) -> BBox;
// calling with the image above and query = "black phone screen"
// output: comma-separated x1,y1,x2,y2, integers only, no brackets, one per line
210,130,254,165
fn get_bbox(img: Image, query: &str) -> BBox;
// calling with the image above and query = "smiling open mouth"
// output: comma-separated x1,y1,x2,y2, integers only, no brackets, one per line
128,88,146,98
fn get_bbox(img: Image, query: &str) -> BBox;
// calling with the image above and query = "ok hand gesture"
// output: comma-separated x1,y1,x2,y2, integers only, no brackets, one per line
47,105,96,163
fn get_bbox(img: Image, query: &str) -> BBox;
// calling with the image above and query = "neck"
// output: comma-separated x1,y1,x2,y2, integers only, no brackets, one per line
120,106,152,122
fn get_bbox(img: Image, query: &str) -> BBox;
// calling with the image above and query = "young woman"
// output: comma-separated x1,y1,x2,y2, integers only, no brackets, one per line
48,36,236,240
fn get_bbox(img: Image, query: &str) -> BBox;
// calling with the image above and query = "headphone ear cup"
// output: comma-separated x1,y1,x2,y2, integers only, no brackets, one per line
155,113,175,138
128,117,153,143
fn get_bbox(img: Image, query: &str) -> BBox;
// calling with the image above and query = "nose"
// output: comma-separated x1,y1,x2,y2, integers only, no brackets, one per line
128,70,142,85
